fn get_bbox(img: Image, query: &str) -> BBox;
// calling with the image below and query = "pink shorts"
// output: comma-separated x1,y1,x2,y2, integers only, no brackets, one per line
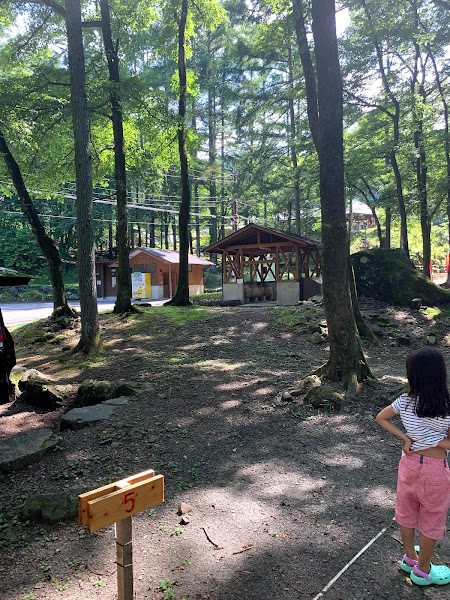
395,453,450,540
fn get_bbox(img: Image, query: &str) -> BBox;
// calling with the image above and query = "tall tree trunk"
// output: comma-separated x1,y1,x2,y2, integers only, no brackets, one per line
165,0,190,306
172,221,177,251
429,50,450,285
348,257,381,346
288,45,301,235
359,0,409,254
221,76,226,240
190,97,201,256
385,206,391,248
65,0,101,354
108,208,113,259
354,180,384,247
150,221,155,247
207,32,218,264
416,122,431,276
293,0,373,390
292,1,319,149
99,0,134,313
411,19,430,278
0,131,75,317
194,181,201,256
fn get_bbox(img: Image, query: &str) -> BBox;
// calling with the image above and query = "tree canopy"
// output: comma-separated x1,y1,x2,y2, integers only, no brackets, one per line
0,0,448,275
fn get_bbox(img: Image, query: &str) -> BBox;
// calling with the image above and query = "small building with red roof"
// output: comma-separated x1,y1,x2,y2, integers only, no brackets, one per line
95,248,214,300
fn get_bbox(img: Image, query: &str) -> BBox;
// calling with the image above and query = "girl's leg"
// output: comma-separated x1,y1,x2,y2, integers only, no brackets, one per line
416,533,436,575
400,526,418,560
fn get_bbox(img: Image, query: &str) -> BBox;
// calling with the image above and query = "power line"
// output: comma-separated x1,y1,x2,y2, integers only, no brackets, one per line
93,198,251,222
2,209,245,228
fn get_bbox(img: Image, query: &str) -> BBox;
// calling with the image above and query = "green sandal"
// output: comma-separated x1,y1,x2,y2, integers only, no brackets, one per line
410,564,450,586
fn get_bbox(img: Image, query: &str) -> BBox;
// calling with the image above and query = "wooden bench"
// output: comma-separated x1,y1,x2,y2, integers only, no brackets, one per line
244,285,274,303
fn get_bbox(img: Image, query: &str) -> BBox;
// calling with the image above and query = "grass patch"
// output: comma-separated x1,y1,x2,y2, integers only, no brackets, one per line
272,305,322,330
12,320,45,346
420,306,441,319
132,305,220,328
164,306,220,326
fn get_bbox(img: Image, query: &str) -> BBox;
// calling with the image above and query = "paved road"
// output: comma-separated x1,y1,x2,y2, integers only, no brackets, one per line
0,300,116,327
0,298,167,327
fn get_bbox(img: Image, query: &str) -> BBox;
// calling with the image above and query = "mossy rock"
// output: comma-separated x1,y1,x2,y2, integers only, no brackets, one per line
112,381,148,398
19,490,80,523
425,334,437,345
290,375,321,397
308,332,324,344
75,379,111,406
18,369,66,410
351,249,450,306
305,385,343,411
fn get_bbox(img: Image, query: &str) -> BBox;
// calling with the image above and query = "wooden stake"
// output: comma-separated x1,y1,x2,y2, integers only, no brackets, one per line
116,516,133,600
78,469,164,600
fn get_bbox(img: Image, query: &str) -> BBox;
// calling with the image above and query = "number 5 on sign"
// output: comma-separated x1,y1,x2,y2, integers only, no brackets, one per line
78,469,164,533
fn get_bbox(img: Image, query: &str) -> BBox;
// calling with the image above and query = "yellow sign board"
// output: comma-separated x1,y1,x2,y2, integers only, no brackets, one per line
131,272,151,299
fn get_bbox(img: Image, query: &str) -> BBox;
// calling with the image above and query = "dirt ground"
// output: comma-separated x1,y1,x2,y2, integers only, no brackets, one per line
0,298,449,600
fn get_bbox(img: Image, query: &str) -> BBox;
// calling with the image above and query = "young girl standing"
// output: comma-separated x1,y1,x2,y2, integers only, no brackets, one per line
376,347,450,586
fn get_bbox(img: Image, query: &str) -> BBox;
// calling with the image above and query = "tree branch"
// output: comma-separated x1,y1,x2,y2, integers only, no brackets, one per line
291,0,319,151
432,0,450,9
344,90,395,119
31,0,101,27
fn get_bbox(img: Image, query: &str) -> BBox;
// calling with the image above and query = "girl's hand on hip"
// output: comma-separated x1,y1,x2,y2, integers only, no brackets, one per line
402,437,414,454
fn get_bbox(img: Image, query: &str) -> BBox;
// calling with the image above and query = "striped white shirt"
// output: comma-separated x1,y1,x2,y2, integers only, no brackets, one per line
391,394,450,452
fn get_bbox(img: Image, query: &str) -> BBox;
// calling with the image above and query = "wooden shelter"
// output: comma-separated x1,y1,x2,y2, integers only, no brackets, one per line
204,224,322,305
95,247,214,300
0,267,33,286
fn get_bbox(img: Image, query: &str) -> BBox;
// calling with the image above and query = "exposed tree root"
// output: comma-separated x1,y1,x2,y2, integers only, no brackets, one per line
312,358,375,396
349,257,381,346
113,303,139,315
164,296,192,307
355,312,382,346
51,304,78,319
389,383,408,400
72,337,103,356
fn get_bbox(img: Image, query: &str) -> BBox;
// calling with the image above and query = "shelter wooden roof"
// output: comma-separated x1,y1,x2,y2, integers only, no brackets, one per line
203,224,320,254
108,247,214,267
0,267,32,286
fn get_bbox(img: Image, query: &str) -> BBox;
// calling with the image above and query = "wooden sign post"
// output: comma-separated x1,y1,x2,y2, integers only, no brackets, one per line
78,468,164,600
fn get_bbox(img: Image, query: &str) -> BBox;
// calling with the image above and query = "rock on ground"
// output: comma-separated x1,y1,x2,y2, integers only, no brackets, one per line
0,428,59,473
352,248,450,306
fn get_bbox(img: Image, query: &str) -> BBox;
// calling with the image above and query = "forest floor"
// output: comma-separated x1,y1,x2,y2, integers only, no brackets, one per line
1,297,450,600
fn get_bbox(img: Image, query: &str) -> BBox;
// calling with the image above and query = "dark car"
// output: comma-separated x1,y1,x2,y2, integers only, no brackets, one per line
0,308,16,403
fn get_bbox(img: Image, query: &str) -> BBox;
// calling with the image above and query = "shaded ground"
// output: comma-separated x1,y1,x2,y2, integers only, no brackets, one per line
1,298,449,600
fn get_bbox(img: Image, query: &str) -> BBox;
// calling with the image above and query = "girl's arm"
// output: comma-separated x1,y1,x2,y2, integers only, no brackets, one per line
437,438,450,449
437,428,450,450
376,405,414,454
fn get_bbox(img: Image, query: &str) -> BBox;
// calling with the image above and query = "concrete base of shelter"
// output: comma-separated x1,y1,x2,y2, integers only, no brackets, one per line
222,278,322,306
276,281,300,305
223,282,245,304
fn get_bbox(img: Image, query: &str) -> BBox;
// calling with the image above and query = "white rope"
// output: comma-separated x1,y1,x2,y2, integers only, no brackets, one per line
311,525,388,600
